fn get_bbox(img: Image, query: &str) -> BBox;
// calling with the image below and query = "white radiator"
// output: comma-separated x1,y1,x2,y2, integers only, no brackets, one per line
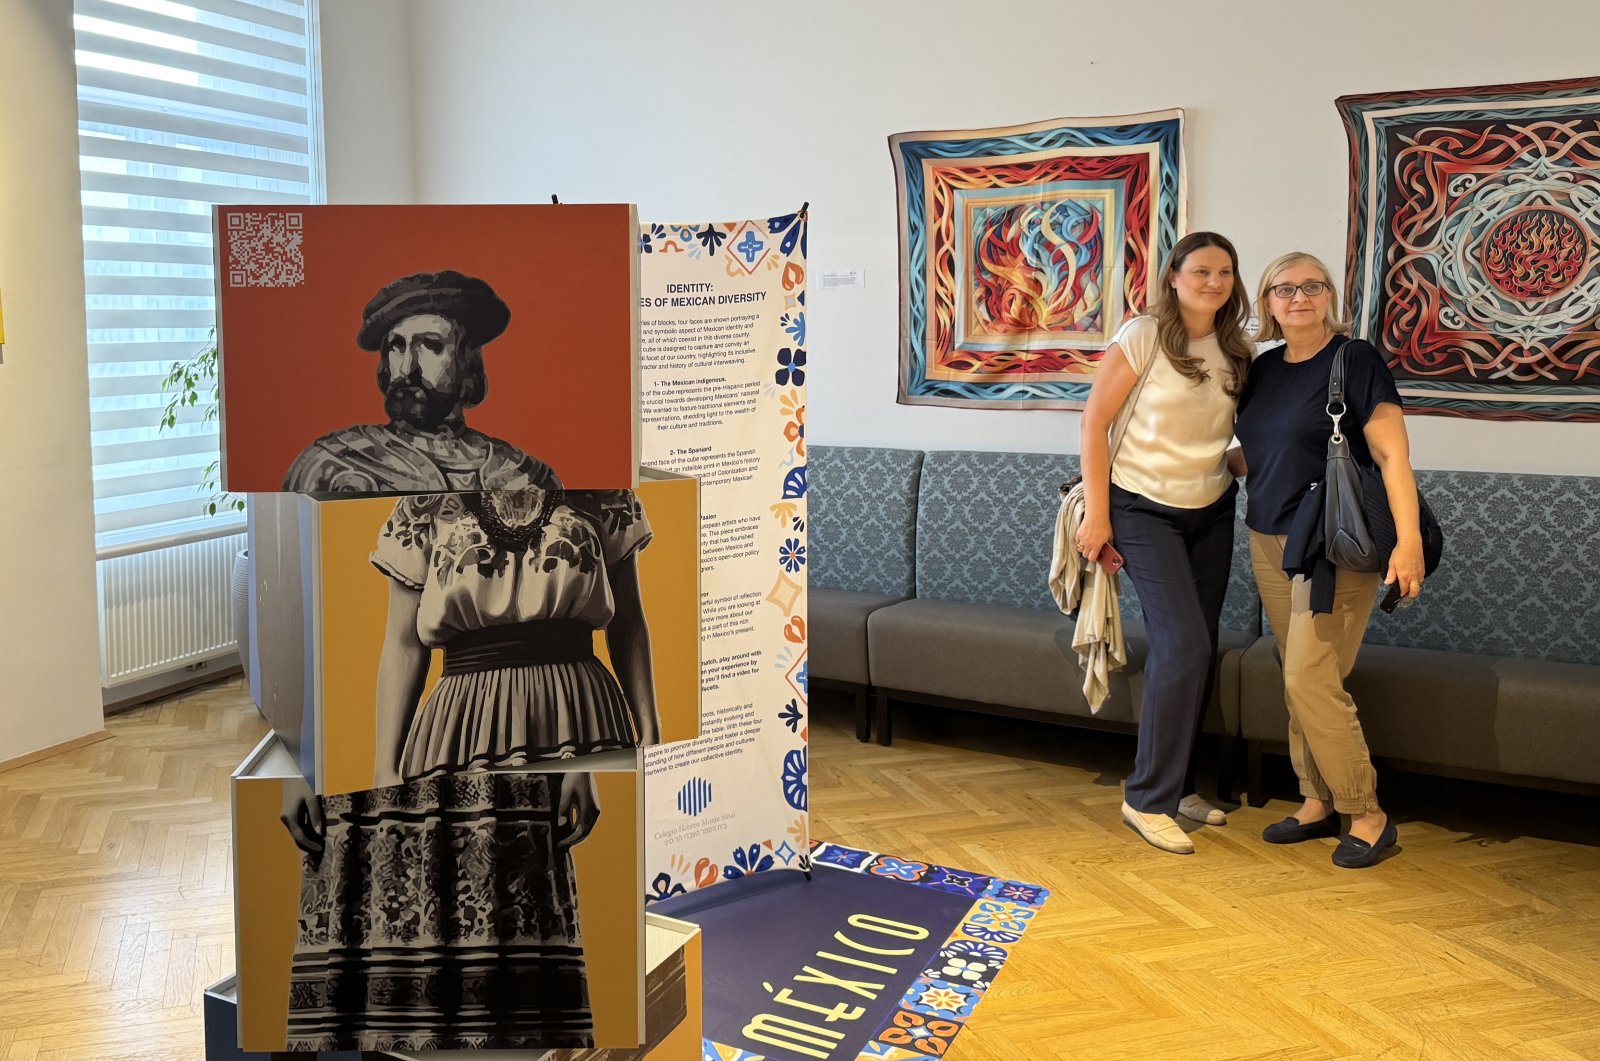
97,533,247,687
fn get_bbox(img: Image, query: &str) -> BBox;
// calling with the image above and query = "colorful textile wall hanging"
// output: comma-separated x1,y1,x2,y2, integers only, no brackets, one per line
1339,77,1600,421
890,112,1186,409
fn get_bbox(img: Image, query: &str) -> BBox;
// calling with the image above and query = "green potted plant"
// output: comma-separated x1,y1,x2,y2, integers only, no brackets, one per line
160,330,252,677
160,330,246,518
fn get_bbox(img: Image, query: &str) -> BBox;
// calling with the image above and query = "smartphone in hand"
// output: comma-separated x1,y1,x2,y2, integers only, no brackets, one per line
1095,543,1125,575
1380,582,1417,613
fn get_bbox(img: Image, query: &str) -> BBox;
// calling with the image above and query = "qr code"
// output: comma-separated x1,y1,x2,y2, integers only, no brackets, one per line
226,211,304,287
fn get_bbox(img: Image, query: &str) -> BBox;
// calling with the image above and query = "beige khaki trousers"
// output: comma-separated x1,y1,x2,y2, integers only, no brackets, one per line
1249,532,1383,814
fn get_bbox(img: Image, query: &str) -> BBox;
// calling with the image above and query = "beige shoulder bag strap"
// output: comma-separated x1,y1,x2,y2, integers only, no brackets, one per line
1106,324,1159,472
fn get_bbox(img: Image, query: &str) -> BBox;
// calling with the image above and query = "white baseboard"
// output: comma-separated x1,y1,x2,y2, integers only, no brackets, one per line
0,729,113,773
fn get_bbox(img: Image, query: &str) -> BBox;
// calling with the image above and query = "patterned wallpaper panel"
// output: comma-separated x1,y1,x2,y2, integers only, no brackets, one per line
1360,471,1600,665
913,450,1261,634
1221,486,1257,634
808,446,923,597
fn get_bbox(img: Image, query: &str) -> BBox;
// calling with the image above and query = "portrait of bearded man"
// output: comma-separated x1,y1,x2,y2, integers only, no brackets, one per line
282,270,561,492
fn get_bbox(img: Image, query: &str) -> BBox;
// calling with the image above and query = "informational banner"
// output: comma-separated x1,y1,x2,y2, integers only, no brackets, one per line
640,213,809,899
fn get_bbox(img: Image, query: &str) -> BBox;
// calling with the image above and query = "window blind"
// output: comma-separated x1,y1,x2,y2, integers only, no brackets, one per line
75,0,323,549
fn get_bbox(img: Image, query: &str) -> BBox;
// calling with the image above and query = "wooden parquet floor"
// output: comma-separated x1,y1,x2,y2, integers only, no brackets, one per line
811,697,1600,1061
2,681,1598,1059
0,680,267,1061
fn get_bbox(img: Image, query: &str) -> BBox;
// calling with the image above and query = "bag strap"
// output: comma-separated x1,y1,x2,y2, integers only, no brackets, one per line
1108,325,1161,469
1326,339,1349,445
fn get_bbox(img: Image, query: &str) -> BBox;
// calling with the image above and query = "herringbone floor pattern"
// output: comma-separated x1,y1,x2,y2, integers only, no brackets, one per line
813,700,1600,1061
0,681,267,1061
2,681,1598,1059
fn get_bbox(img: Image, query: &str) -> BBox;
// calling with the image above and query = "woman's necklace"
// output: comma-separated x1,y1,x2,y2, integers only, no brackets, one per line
468,489,562,553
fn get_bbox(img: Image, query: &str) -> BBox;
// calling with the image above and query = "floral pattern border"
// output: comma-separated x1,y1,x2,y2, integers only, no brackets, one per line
641,213,811,904
705,841,1049,1060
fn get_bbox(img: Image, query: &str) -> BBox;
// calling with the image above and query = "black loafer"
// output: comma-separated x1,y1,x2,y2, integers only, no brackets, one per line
1261,814,1340,844
1332,816,1398,869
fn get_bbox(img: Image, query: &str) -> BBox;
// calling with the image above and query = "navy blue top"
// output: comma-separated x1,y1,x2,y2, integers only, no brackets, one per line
1234,335,1402,534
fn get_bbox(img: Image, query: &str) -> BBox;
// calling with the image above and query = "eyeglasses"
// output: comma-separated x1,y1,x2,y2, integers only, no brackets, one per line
1268,280,1331,299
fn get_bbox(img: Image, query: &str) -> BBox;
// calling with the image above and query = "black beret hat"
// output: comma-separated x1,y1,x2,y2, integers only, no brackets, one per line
356,270,511,352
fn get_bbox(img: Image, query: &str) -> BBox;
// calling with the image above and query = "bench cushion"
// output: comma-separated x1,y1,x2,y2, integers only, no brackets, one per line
1239,638,1600,786
913,449,1261,636
867,597,1251,734
1359,471,1599,665
810,588,906,687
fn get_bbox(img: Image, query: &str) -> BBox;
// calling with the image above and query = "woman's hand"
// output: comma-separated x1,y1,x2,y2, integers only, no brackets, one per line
1074,512,1113,563
1386,538,1426,600
279,773,325,856
556,772,601,849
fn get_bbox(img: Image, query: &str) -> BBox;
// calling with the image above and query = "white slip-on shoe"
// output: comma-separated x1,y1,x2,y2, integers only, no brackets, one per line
1122,801,1195,854
1178,793,1227,826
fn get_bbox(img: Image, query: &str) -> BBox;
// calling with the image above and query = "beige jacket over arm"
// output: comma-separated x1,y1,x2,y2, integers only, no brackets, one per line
1049,482,1126,712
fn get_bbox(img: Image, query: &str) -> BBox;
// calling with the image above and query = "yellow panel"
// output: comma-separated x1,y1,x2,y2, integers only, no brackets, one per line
316,482,700,796
233,773,298,1051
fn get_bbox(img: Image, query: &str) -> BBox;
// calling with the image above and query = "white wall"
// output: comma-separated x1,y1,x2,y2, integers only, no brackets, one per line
319,0,418,204
0,0,107,761
387,0,1599,475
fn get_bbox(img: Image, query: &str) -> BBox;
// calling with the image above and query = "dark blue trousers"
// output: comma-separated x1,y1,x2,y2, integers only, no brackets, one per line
1110,481,1236,816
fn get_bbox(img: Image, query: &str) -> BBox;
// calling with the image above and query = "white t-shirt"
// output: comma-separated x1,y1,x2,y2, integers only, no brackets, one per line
1107,315,1236,509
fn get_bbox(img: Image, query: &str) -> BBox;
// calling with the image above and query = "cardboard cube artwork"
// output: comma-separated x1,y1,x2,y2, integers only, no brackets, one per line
215,204,640,494
249,472,702,795
232,735,648,1053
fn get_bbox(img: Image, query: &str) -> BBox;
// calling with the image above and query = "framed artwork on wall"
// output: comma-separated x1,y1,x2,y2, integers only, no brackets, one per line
890,111,1185,409
1339,76,1600,421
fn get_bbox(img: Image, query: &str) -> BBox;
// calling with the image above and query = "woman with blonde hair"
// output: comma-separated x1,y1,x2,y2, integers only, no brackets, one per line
1077,231,1253,855
1232,251,1423,869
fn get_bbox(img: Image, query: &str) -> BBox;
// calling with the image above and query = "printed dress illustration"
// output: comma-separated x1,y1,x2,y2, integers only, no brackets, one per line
284,488,658,1051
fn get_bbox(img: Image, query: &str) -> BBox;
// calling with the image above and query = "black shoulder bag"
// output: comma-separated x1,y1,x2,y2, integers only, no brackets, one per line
1322,341,1444,575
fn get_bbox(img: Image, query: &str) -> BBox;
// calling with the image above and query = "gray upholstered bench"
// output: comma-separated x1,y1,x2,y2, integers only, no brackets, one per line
864,450,1262,787
1240,470,1600,797
808,446,923,739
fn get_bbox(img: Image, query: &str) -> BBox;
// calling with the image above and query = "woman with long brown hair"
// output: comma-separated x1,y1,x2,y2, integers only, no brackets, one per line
1076,231,1253,854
